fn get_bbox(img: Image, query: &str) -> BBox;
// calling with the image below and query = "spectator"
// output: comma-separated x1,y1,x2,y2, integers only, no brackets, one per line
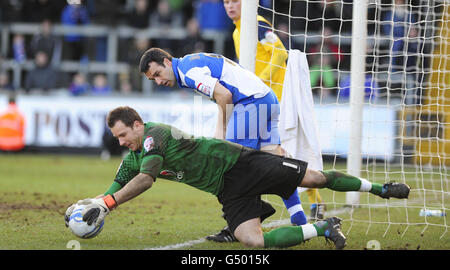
290,0,352,34
91,73,111,96
12,34,26,64
151,0,183,28
170,0,194,22
276,22,290,49
0,71,14,91
259,0,272,8
398,26,422,105
60,2,90,61
126,0,152,29
289,0,325,33
178,17,207,55
382,0,419,72
151,0,184,52
0,94,25,152
86,0,120,62
30,19,62,66
69,72,90,96
382,0,421,104
338,72,380,103
168,0,188,14
125,36,152,92
307,27,343,97
196,0,233,32
322,0,353,33
118,73,132,95
86,0,119,26
393,27,421,72
382,0,418,71
339,53,380,103
24,51,58,93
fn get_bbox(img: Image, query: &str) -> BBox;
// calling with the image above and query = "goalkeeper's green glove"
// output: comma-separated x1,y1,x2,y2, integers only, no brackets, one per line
79,195,117,227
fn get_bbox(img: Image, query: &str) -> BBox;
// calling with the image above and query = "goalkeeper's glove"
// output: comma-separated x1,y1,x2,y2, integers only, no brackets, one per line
64,203,77,227
79,195,117,227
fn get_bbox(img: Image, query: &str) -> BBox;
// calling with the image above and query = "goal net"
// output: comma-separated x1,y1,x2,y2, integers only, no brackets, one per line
245,0,449,240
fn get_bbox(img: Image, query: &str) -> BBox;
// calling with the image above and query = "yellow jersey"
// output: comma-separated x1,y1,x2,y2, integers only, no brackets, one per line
232,15,288,101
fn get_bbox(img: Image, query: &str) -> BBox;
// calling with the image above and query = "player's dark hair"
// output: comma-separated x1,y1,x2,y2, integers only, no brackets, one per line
107,106,143,128
139,48,173,73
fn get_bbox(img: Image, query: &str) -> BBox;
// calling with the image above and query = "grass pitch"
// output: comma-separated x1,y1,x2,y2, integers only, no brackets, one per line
0,153,448,250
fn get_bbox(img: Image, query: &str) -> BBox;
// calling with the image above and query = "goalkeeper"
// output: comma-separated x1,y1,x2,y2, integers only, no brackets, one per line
65,106,410,250
224,0,326,223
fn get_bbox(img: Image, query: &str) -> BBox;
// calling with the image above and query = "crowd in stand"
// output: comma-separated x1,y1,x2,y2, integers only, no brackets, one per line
0,0,432,103
0,0,233,95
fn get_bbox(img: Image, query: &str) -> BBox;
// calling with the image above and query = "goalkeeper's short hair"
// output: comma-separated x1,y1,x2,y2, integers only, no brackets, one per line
107,106,143,128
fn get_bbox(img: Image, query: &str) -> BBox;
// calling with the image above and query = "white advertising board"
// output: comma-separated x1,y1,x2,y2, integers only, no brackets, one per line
0,95,396,161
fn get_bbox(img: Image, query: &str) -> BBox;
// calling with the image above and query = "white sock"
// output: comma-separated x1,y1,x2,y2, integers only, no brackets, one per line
287,204,304,216
301,224,318,240
359,178,372,192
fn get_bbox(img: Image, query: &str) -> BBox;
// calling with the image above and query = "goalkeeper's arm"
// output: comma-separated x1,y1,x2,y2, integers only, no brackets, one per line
112,173,154,206
96,173,152,201
100,181,122,197
80,173,154,226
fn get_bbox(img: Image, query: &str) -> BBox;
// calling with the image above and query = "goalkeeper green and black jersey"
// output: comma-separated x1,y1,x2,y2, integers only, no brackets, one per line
114,122,243,196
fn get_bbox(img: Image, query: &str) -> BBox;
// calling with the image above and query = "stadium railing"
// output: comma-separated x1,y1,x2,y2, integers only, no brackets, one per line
0,23,228,94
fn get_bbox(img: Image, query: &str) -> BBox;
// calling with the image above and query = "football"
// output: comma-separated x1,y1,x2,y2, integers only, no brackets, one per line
68,204,105,239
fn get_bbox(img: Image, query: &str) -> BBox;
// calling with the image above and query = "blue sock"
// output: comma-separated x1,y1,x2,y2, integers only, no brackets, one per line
282,190,307,226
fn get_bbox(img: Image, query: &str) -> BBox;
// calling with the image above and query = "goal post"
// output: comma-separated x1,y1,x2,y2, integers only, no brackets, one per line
239,0,258,72
346,0,369,206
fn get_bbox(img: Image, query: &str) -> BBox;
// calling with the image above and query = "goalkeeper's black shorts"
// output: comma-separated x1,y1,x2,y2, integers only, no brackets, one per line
217,147,308,234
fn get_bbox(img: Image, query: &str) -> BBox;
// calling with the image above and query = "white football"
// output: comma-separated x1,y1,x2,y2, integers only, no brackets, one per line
69,204,104,239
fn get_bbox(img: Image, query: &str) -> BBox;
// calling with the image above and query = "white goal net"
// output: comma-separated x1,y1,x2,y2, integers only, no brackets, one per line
246,0,449,239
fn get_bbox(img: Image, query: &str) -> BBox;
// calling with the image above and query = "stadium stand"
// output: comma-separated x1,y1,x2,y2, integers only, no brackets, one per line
0,0,231,95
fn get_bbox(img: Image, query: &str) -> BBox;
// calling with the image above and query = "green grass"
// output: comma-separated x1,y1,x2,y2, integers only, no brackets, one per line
0,153,448,250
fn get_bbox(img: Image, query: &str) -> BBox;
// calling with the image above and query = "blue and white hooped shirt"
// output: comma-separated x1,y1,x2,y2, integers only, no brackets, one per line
172,53,271,104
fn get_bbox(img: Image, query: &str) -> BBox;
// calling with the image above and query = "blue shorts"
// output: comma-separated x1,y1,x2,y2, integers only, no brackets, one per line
225,91,280,150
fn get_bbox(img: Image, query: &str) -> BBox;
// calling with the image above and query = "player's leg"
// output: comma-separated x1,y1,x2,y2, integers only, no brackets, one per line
226,97,307,226
262,216,346,249
261,145,307,226
217,149,346,249
300,169,410,199
232,214,346,249
233,218,265,248
207,103,281,243
305,188,326,221
259,97,306,226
